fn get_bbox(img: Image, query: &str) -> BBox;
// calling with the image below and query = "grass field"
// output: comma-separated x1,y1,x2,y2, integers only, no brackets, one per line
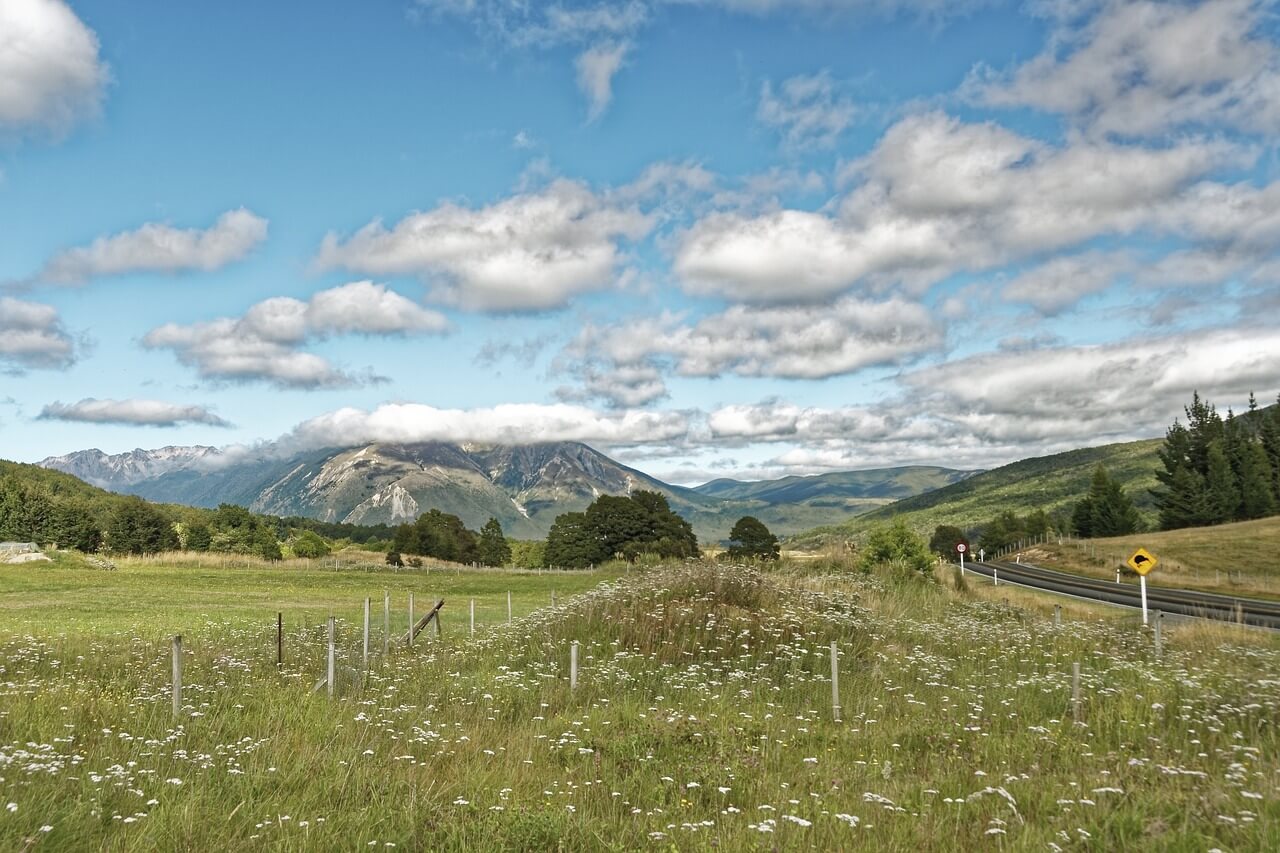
2,553,1278,850
996,516,1280,600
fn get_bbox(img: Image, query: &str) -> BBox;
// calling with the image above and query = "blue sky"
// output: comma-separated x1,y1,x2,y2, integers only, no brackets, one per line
3,0,1279,484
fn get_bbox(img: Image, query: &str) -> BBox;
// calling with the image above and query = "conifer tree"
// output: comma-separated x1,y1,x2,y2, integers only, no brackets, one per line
1204,440,1241,524
1239,440,1277,520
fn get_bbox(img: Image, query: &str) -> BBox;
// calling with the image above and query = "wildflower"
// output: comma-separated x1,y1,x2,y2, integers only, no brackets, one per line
783,815,812,827
835,813,859,827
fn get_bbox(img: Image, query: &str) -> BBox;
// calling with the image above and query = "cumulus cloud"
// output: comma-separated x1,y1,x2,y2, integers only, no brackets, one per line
1001,251,1134,314
30,208,268,286
0,0,108,133
143,281,448,389
0,296,76,371
675,111,1250,302
970,0,1280,137
576,42,630,120
758,71,856,148
283,401,690,452
900,324,1280,444
314,180,652,312
38,398,231,427
559,296,943,406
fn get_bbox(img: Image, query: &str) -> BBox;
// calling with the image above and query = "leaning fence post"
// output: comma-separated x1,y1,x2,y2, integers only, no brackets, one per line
830,641,841,722
172,635,183,719
1071,662,1081,723
570,641,579,691
327,616,336,699
363,597,371,669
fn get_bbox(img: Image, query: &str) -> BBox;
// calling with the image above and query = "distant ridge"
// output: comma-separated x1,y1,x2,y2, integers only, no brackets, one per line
38,443,971,540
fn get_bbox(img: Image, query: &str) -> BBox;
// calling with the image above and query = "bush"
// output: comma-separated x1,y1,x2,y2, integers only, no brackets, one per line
386,551,404,568
858,519,933,577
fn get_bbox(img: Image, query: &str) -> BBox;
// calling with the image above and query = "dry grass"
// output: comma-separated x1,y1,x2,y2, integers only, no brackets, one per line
1009,516,1280,599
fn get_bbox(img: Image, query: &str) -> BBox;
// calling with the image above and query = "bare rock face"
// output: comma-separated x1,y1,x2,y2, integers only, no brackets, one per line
37,446,219,489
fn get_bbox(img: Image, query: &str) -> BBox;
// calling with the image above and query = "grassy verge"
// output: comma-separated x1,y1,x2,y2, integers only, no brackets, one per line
2,558,1277,850
1001,516,1280,600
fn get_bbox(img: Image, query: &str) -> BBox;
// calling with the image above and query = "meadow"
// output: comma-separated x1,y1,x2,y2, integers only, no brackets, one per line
1,552,1277,850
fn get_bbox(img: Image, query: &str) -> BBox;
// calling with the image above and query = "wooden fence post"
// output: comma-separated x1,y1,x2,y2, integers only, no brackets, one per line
408,593,415,646
327,616,336,700
383,591,390,656
1054,605,1062,628
276,612,283,667
507,590,512,624
172,635,182,719
830,641,841,722
363,597,371,669
470,598,475,638
1154,611,1163,659
570,641,579,691
1071,662,1081,723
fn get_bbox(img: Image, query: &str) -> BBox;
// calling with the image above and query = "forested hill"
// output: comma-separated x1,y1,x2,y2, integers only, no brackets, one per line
790,436,1164,546
0,460,392,555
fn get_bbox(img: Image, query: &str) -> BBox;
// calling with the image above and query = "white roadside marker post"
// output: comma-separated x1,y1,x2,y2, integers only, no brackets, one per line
1140,573,1149,626
408,593,415,646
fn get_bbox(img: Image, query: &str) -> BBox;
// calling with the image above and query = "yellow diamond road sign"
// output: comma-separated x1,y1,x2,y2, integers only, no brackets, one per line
1126,547,1158,576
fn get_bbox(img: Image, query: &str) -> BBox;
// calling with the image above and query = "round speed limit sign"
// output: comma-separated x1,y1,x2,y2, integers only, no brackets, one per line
956,543,967,553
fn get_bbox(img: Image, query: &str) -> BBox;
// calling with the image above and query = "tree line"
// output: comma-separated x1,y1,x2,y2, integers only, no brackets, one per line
1152,392,1280,529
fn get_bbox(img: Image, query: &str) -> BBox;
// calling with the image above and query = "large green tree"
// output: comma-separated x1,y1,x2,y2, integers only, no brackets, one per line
107,497,178,555
726,516,780,561
477,517,511,567
928,524,967,558
543,491,698,568
1080,464,1141,537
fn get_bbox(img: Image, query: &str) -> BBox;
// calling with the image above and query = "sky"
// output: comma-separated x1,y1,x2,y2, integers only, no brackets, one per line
2,0,1280,486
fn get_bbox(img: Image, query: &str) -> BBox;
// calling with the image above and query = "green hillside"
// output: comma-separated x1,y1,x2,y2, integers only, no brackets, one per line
694,466,977,503
791,436,1164,546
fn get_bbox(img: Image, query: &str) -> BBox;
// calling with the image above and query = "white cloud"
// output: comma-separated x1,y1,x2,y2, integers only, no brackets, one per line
0,0,108,133
315,179,652,312
758,71,856,148
0,296,75,370
416,1,650,47
900,324,1280,444
1001,251,1134,314
143,281,448,389
38,398,231,427
560,296,943,406
35,209,269,285
675,111,1249,302
283,401,690,451
971,0,1280,137
576,41,630,120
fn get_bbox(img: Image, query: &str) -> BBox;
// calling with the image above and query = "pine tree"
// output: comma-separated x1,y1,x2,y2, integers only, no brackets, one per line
1262,394,1280,504
1239,440,1277,519
1204,440,1241,524
1086,465,1140,536
478,518,511,567
1152,420,1207,529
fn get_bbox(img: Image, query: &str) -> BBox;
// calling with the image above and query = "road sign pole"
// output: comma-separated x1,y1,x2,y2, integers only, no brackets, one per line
1140,574,1148,625
960,551,965,575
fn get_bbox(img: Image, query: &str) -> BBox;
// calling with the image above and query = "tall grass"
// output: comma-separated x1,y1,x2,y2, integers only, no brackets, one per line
1,559,1277,850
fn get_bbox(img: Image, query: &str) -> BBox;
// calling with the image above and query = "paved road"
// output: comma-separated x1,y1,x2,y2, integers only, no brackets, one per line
959,560,1280,630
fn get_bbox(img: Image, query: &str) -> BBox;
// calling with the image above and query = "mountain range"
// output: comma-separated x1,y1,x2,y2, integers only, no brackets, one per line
38,443,978,541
